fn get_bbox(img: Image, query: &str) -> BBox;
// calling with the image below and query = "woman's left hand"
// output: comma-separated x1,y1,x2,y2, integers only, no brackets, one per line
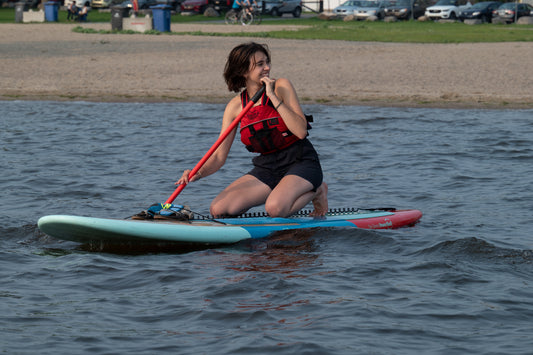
260,77,277,99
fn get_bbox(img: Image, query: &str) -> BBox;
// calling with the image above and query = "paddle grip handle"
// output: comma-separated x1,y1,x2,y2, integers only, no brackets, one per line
165,84,266,204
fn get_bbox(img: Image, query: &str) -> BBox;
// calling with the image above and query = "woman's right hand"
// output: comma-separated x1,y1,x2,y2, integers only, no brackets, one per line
175,169,201,186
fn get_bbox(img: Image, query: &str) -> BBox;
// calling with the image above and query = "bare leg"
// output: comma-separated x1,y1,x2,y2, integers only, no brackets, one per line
210,174,271,217
265,176,328,217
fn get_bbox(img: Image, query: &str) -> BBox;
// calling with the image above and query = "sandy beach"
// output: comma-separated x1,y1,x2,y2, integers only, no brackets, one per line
1,22,532,108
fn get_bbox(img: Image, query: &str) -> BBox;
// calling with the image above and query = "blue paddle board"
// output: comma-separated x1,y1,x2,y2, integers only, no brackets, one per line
38,209,422,245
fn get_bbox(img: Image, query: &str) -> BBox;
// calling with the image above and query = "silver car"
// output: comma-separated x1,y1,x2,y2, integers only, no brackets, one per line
333,0,364,16
261,0,302,17
354,0,390,19
493,2,533,23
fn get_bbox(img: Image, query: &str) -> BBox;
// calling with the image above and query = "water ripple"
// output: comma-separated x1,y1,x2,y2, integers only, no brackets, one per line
1,102,533,354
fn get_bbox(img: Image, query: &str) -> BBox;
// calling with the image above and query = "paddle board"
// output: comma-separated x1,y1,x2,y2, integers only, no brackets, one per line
38,209,422,246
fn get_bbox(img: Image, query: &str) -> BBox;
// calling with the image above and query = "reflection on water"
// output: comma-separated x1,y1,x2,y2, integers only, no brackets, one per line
230,230,319,278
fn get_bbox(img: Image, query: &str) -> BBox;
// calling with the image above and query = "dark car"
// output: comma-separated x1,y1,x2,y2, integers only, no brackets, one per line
121,0,158,9
459,1,501,22
157,0,185,11
383,0,431,19
212,0,231,12
180,0,208,13
493,2,533,23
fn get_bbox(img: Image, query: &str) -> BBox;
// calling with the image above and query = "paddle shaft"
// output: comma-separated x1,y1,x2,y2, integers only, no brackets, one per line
165,85,265,204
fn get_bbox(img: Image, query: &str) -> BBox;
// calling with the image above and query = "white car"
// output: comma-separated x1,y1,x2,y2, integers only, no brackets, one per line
92,0,112,7
64,0,93,8
425,0,471,20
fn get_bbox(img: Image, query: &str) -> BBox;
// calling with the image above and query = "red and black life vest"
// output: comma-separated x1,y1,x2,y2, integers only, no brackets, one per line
239,90,304,154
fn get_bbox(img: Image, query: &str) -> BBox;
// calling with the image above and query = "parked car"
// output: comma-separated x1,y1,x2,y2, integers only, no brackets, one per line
212,0,231,12
458,1,500,22
157,0,184,11
354,0,389,20
493,2,533,23
65,0,93,8
180,0,208,13
424,0,470,20
120,0,158,9
383,0,432,20
93,0,124,8
92,0,112,8
333,0,363,16
262,0,302,17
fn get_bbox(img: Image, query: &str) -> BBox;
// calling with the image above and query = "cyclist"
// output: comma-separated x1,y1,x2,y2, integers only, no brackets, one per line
231,0,244,11
243,0,258,15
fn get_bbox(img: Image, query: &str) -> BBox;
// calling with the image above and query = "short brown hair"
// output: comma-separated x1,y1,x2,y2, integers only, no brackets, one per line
223,42,271,93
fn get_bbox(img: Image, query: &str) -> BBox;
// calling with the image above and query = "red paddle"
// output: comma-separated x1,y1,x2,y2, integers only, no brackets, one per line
164,85,265,205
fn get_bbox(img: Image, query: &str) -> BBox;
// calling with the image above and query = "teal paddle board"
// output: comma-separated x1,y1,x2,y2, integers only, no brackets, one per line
38,209,422,245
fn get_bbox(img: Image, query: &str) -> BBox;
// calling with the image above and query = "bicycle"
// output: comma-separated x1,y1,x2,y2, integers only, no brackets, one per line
225,5,262,25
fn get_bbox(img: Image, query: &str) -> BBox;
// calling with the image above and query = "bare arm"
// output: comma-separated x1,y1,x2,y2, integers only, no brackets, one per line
261,77,308,139
176,96,242,185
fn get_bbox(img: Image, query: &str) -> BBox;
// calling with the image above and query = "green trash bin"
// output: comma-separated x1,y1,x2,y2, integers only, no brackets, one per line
44,1,59,21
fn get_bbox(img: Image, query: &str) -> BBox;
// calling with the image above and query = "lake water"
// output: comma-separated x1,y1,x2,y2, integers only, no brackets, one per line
1,101,532,354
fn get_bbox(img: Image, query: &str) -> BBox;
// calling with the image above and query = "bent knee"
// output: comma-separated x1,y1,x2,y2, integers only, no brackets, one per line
265,201,290,218
209,202,227,218
210,201,244,218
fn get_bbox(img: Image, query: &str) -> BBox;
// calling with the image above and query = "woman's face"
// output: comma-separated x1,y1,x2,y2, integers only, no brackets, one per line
245,50,271,85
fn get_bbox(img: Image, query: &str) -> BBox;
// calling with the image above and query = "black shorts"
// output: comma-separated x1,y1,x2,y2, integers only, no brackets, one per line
247,139,323,191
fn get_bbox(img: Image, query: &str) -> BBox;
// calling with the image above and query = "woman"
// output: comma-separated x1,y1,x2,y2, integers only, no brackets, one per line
77,4,89,22
177,42,328,218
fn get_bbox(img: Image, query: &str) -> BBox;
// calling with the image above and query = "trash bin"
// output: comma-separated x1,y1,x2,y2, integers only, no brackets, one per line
15,1,30,23
150,4,171,32
110,5,130,31
44,1,59,22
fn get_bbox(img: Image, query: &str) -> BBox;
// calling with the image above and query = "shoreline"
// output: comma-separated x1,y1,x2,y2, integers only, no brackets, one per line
3,93,532,110
1,23,532,109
